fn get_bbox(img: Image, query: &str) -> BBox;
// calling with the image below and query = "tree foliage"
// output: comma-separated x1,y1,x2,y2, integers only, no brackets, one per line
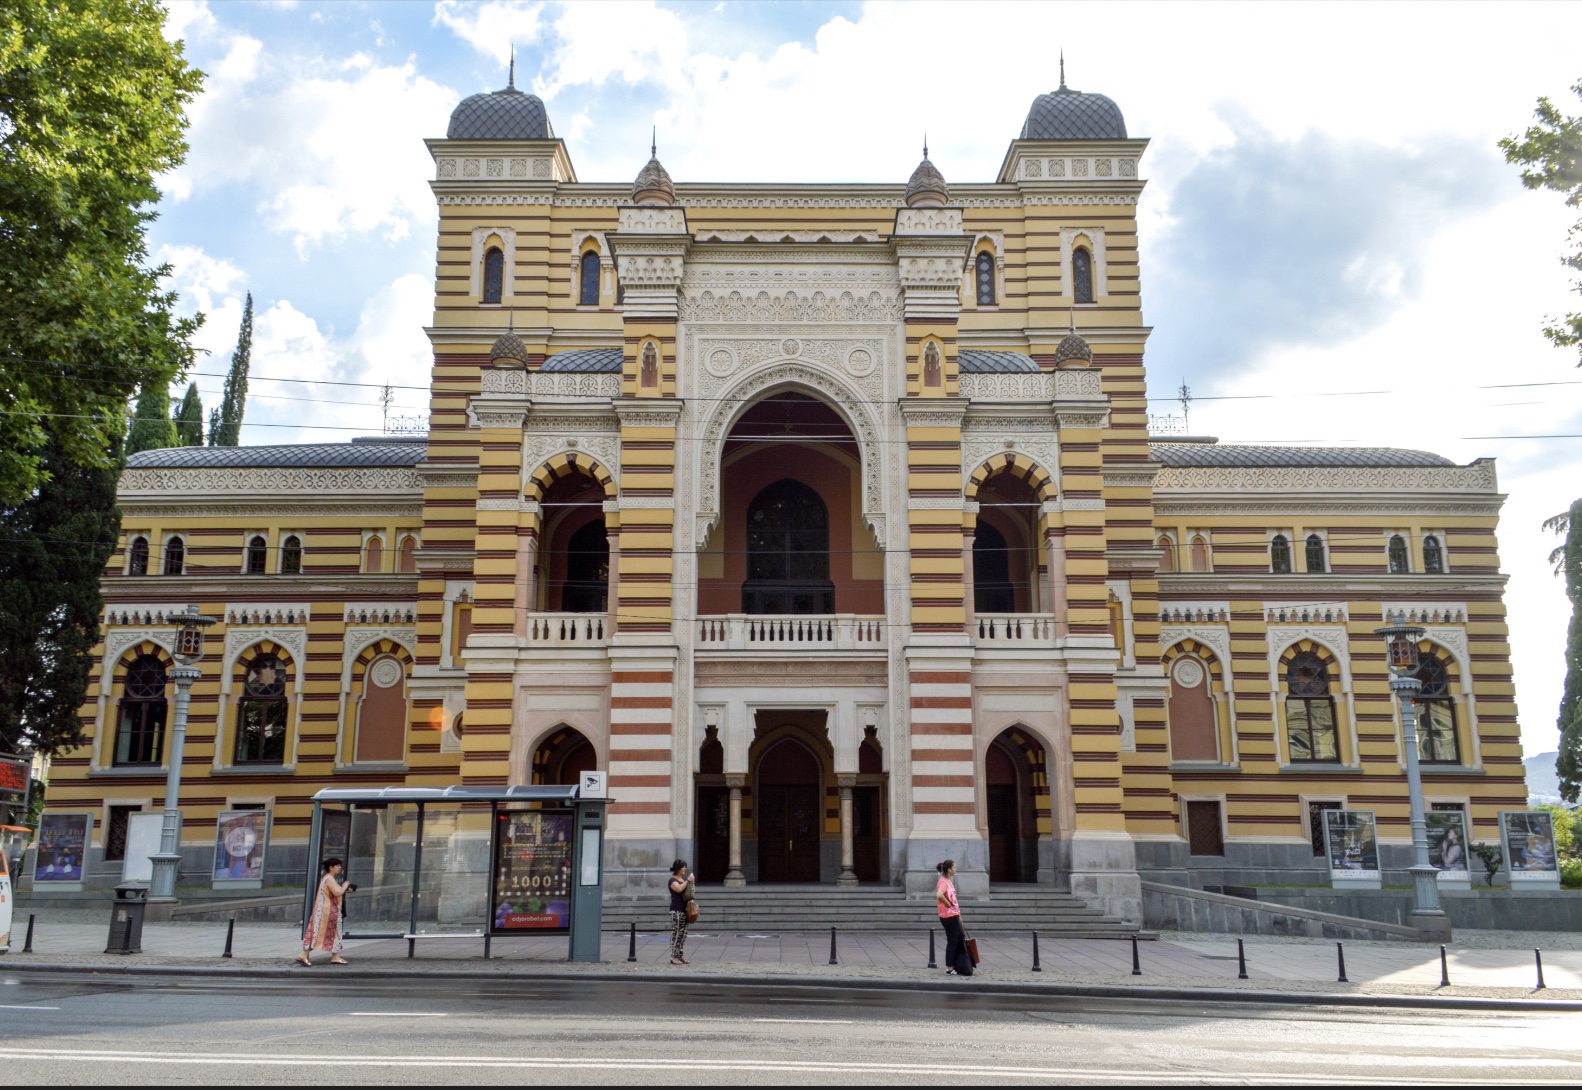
0,0,204,504
1500,80,1582,358
172,381,202,445
125,378,176,455
1548,500,1582,801
210,293,251,446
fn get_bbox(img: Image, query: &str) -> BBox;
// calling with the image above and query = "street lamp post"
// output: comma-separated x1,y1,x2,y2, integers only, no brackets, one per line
1375,621,1452,940
148,605,215,906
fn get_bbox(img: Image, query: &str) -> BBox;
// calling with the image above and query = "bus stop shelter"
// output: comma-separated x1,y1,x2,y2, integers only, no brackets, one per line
304,784,609,962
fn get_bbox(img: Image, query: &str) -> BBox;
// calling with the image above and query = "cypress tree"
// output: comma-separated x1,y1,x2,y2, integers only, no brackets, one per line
125,380,177,455
211,293,252,447
172,382,203,445
1551,499,1582,801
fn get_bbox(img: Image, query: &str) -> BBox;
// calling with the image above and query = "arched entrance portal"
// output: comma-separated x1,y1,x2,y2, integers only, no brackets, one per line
755,735,824,883
986,728,1048,884
532,726,595,786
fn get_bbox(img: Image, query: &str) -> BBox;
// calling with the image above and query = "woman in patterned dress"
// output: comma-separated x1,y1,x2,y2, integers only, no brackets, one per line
298,857,351,966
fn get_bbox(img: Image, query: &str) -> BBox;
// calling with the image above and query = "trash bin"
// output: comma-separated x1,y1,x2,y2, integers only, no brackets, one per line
106,883,149,954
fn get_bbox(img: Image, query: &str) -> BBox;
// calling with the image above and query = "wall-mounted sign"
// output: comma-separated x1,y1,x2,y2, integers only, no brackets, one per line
33,812,92,884
491,810,573,933
1322,809,1381,889
1501,810,1560,888
0,755,26,806
579,771,607,799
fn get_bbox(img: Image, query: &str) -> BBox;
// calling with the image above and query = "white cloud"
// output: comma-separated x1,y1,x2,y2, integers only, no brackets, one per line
161,0,217,44
155,243,245,317
432,0,545,64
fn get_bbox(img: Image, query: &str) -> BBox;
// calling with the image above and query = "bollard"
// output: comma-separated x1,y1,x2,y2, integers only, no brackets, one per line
1130,934,1142,976
221,917,235,959
1439,944,1450,988
1336,941,1348,983
1536,949,1546,991
627,922,637,963
1031,930,1042,973
1237,938,1248,980
927,928,937,969
828,925,838,966
22,913,34,954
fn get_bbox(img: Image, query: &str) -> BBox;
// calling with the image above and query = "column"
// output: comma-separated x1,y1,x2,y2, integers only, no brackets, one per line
962,524,977,634
513,535,537,636
604,524,619,631
725,773,745,887
837,773,858,887
1046,534,1068,638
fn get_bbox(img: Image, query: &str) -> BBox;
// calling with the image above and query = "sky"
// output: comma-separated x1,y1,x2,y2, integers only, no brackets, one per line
152,0,1582,759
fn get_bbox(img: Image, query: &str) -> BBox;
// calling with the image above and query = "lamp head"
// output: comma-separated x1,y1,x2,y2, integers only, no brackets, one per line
1374,621,1425,678
171,603,216,665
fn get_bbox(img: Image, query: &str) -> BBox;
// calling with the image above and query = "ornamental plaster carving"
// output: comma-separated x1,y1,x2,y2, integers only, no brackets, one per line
473,410,528,429
1103,470,1158,489
1058,498,1106,512
680,289,902,323
895,208,964,234
907,496,965,510
1159,624,1232,668
529,413,621,434
343,604,418,624
475,497,523,512
692,335,888,404
103,605,182,626
480,368,526,394
1159,603,1231,623
615,253,686,287
120,467,422,494
523,430,621,489
961,433,1061,493
619,495,675,509
619,207,687,233
225,604,312,625
1265,603,1349,624
1153,463,1499,493
1381,602,1469,625
898,410,967,428
343,626,417,667
417,470,478,489
961,373,1056,400
1266,625,1352,689
222,626,309,691
608,411,677,430
1053,411,1107,429
1420,625,1470,670
103,628,177,667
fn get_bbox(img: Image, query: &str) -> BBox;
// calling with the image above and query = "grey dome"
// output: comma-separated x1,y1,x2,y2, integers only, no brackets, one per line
447,86,552,141
490,330,530,366
1053,332,1092,366
631,155,676,206
905,155,948,207
1021,86,1126,141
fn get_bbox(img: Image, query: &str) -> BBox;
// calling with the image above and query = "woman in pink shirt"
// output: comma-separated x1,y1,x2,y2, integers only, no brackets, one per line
935,859,971,976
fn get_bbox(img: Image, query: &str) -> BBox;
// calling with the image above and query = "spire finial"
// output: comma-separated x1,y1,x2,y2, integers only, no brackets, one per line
923,134,929,160
508,45,516,89
651,126,657,159
1059,50,1066,90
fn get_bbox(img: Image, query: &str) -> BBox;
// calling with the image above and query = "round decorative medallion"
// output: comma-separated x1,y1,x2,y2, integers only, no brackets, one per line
705,347,734,377
369,658,402,689
780,338,801,358
1171,658,1205,689
846,347,875,376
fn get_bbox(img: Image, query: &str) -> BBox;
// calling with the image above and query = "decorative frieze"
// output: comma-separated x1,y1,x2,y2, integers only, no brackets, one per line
1155,461,1499,494
226,604,313,625
120,467,422,494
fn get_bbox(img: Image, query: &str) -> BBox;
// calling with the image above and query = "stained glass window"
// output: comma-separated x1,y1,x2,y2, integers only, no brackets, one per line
579,251,600,305
1072,248,1094,304
236,654,289,764
280,535,302,575
1270,534,1292,574
1286,651,1339,762
246,535,267,575
1423,535,1444,574
115,655,167,765
1305,534,1325,573
1414,656,1459,764
1388,534,1410,574
743,478,834,614
975,251,996,306
482,247,504,304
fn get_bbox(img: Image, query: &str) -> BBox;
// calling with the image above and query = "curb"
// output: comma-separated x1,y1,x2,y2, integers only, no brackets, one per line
2,959,1577,1012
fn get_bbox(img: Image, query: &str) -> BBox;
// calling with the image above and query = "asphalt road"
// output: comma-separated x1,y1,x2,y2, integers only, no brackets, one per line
0,972,1577,1085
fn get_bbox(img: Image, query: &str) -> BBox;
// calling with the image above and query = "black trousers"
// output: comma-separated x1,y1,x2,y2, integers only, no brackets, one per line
941,915,971,975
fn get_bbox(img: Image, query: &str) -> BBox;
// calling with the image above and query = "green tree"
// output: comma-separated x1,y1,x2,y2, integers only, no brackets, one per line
210,294,252,446
172,381,203,445
125,379,177,455
0,0,203,505
1549,500,1582,801
0,435,121,756
1500,80,1582,358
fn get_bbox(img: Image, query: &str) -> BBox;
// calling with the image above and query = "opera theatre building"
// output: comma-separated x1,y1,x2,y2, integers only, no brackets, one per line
42,71,1530,926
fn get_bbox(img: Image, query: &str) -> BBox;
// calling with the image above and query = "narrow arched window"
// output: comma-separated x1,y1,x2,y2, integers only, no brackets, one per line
163,537,185,576
1423,535,1444,574
1414,655,1459,764
743,478,833,614
364,535,384,573
1388,534,1410,574
398,534,417,574
1304,534,1325,574
1270,534,1292,574
482,247,504,304
1072,247,1094,304
975,251,996,306
923,342,942,387
280,535,302,575
1189,534,1210,573
640,342,659,388
245,535,268,575
562,520,610,613
579,251,600,305
236,653,289,764
1286,651,1338,762
128,536,149,576
114,655,167,765
1156,535,1175,573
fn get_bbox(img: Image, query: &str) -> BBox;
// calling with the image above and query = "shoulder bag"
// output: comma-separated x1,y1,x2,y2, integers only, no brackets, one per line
964,929,980,967
683,878,700,923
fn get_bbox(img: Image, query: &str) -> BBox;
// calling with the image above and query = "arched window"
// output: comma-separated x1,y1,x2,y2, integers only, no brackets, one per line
1189,534,1210,573
397,535,417,574
114,655,167,765
163,536,185,576
743,478,833,614
578,250,600,305
973,522,1015,614
1423,535,1445,574
236,653,289,764
922,341,942,388
1270,534,1292,574
245,535,267,575
1168,655,1218,762
1072,247,1094,304
1388,534,1410,574
562,520,609,613
482,247,504,304
280,535,302,575
1156,535,1175,573
364,535,383,573
1414,655,1459,764
1285,651,1339,763
128,536,149,576
1304,534,1326,574
975,251,996,306
640,342,659,388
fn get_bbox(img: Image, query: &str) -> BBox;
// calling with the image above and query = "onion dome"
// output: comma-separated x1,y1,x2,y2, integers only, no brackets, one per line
904,144,949,208
447,56,553,140
631,135,676,207
489,329,530,367
1053,330,1092,368
1020,56,1126,141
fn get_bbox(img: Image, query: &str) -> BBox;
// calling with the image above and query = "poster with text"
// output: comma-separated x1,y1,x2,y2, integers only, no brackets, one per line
33,812,91,882
1501,811,1559,875
212,810,270,882
1425,811,1470,873
491,810,573,932
1322,809,1380,877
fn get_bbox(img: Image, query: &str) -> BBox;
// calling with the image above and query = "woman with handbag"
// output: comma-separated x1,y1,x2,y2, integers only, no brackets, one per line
297,857,351,966
668,859,696,965
936,859,972,976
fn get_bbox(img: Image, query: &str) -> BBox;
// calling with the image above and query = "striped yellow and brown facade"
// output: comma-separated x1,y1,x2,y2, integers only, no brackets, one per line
36,76,1527,917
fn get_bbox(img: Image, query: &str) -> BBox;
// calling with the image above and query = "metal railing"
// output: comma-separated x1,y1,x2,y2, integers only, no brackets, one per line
696,614,885,650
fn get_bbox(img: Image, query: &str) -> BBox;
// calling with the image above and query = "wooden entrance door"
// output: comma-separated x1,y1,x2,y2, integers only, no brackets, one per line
756,739,822,883
986,742,1022,883
853,786,882,882
695,786,729,882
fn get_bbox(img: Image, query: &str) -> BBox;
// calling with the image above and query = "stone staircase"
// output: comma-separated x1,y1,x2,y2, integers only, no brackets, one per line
601,884,1144,938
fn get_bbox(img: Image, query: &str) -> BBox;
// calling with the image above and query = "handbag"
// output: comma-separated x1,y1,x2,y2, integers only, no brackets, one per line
964,930,980,967
683,878,699,923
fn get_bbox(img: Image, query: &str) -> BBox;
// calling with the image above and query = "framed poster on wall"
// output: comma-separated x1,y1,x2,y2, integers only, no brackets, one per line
1501,810,1561,889
212,810,271,888
491,810,573,934
121,811,164,883
1322,809,1381,889
33,812,92,890
1425,810,1471,890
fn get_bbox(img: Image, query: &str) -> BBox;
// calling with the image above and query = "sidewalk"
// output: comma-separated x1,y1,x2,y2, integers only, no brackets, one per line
4,913,1579,1008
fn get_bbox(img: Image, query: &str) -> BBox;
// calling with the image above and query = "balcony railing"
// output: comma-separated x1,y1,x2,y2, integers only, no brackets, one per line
524,612,609,647
973,613,1057,646
696,614,885,651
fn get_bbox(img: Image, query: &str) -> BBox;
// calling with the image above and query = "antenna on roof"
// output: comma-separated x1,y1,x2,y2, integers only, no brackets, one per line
1178,378,1193,432
1059,50,1067,90
508,45,516,89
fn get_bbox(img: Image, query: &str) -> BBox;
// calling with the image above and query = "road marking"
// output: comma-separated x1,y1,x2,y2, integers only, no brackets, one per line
346,1012,449,1018
752,1017,854,1025
0,1005,59,1011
